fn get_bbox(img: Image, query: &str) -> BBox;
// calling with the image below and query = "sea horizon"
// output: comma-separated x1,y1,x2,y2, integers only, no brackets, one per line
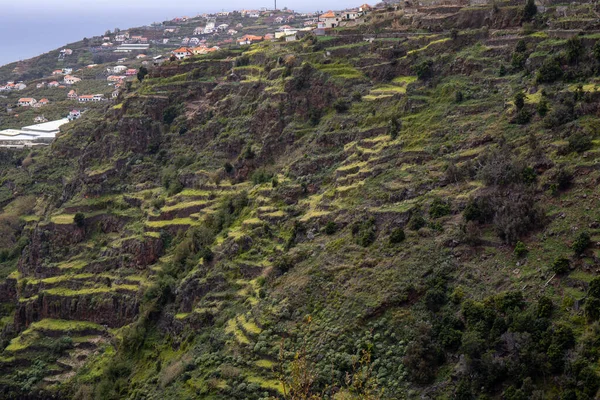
0,1,350,68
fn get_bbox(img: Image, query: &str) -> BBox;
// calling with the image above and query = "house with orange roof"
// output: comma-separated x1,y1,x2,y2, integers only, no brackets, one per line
172,47,193,60
319,11,341,28
18,98,37,107
125,69,137,76
67,90,78,100
237,35,263,46
359,3,372,12
48,81,60,88
64,75,81,85
52,69,63,76
38,98,49,105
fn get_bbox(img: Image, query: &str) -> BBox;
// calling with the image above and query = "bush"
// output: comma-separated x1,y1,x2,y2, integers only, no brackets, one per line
408,214,426,231
414,60,433,80
536,58,563,84
333,99,349,113
351,217,377,247
74,213,85,228
389,227,406,244
324,221,337,235
522,0,537,21
572,231,591,255
568,132,592,154
551,257,570,274
514,91,526,111
429,198,451,219
388,117,401,139
455,91,464,103
537,296,553,318
514,109,531,125
163,105,180,125
566,36,583,64
251,169,274,185
537,98,549,116
514,241,528,257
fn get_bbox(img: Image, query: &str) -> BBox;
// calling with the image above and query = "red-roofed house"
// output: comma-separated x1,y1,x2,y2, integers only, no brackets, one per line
52,69,63,76
237,35,263,46
319,11,341,28
172,47,193,60
64,75,81,85
48,81,60,87
38,98,49,105
18,98,37,107
68,90,78,100
125,69,137,76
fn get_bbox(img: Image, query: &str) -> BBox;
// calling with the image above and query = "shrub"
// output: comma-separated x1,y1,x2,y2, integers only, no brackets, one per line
594,40,600,62
351,91,362,102
387,116,402,139
408,214,426,231
324,221,337,235
455,91,464,103
536,58,563,84
333,99,349,113
588,277,600,299
73,213,85,228
414,60,433,80
389,227,406,244
566,35,583,64
514,109,531,125
429,198,451,219
352,217,377,247
568,132,592,154
537,98,549,116
551,257,570,274
514,241,528,257
572,231,591,255
585,297,600,321
537,296,553,318
251,169,274,185
522,0,537,22
543,103,574,128
163,105,180,125
514,91,526,111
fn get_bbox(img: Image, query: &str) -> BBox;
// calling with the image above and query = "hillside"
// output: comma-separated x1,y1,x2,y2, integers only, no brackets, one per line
1,1,600,399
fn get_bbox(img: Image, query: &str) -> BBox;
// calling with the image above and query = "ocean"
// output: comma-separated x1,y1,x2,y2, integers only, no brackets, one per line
0,1,352,67
0,9,189,67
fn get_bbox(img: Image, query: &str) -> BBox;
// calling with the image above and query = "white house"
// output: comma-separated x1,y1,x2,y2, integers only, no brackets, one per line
18,98,37,107
48,81,60,88
64,75,81,85
319,11,341,28
68,110,81,120
193,27,204,35
108,65,127,74
62,68,73,75
189,37,201,45
172,47,193,60
217,24,229,31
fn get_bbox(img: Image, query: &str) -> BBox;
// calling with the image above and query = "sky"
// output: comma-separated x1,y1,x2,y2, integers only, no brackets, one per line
0,0,355,67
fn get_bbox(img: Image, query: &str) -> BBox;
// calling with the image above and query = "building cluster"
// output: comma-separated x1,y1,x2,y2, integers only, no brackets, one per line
0,82,27,92
0,118,73,147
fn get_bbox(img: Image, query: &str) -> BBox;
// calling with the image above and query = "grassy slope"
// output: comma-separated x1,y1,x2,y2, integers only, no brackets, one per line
0,3,600,400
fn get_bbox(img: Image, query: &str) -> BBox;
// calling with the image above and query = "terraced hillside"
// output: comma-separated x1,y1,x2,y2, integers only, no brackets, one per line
1,1,600,399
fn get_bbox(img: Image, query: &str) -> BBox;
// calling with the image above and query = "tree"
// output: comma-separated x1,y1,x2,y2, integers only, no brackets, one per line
566,35,583,64
137,66,148,82
522,0,537,22
74,213,85,228
514,91,526,111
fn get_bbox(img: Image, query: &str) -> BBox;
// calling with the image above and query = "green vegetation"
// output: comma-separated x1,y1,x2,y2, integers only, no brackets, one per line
1,4,600,400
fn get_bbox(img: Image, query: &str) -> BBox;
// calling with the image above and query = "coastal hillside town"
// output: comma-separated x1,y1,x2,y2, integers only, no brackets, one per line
0,0,587,138
0,2,383,135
